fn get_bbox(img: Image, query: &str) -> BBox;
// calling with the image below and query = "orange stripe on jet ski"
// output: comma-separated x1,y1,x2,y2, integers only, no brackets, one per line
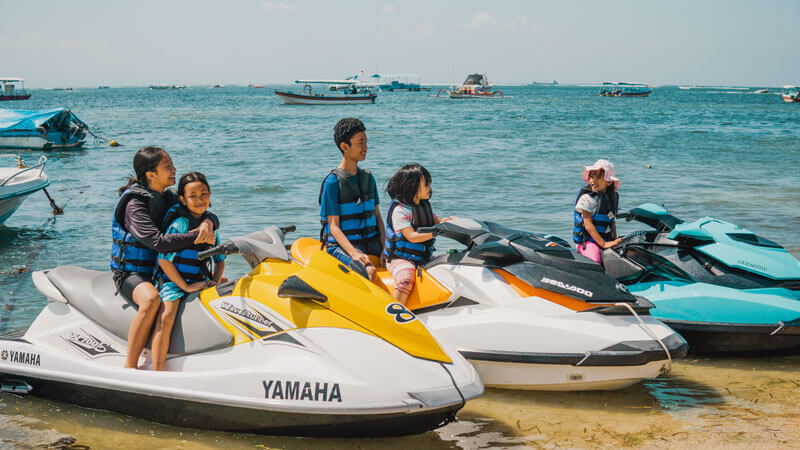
493,269,595,312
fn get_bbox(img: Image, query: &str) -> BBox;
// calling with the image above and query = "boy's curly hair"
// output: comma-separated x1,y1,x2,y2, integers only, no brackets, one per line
333,118,366,153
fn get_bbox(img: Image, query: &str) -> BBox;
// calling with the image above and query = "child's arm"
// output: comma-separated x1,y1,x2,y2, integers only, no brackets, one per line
374,205,386,247
580,211,622,248
158,259,209,293
212,261,226,284
327,215,367,260
399,227,435,243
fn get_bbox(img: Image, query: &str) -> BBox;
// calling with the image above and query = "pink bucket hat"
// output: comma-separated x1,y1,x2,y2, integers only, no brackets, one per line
582,159,621,189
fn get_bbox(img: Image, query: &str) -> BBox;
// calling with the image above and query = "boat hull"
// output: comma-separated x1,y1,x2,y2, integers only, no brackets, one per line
274,90,376,105
660,320,800,355
0,94,31,101
0,135,85,150
782,94,800,103
0,165,49,224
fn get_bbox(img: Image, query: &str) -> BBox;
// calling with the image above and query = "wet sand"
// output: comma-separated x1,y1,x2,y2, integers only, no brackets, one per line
3,356,800,448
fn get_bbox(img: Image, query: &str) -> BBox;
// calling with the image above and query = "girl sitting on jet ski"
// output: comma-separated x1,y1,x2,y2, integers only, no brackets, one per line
154,172,226,371
383,164,451,305
111,147,218,370
572,159,622,264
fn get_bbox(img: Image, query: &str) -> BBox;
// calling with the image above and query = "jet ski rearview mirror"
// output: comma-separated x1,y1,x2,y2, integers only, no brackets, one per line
198,226,291,268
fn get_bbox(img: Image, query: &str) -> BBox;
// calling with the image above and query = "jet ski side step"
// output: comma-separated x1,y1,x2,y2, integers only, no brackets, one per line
460,334,687,367
8,374,460,437
662,319,800,355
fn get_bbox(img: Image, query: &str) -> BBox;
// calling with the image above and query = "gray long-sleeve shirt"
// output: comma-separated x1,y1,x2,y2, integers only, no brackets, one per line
124,197,199,252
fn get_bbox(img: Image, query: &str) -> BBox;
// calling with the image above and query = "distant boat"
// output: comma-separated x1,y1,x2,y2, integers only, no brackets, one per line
753,89,769,94
0,108,89,150
211,84,224,88
0,78,31,101
97,86,110,89
150,84,185,90
0,155,50,224
275,80,377,105
435,73,510,99
249,84,265,88
599,82,652,97
530,80,559,86
782,92,800,103
370,73,430,92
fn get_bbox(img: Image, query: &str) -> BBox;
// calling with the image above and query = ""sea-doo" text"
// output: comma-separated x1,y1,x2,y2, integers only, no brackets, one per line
262,380,342,402
540,277,594,298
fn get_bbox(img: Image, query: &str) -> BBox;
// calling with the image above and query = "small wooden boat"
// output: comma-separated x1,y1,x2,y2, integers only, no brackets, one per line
781,93,800,103
0,78,31,101
435,74,509,99
0,108,89,150
275,81,377,105
599,82,653,97
0,155,49,224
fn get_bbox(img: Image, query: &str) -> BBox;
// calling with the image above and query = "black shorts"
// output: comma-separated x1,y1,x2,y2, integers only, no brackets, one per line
112,271,153,302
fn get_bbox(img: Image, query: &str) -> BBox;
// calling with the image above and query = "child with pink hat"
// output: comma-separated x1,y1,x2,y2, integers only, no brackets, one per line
572,159,622,264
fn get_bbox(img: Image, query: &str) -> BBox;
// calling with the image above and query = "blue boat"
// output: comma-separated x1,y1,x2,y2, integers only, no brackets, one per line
599,82,653,97
0,107,89,150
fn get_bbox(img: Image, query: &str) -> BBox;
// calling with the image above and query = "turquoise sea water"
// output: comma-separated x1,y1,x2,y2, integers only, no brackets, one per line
0,86,798,446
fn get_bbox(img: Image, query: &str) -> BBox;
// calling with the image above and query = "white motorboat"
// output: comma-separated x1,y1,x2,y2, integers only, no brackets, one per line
0,154,49,224
294,218,686,391
275,80,377,105
0,227,482,436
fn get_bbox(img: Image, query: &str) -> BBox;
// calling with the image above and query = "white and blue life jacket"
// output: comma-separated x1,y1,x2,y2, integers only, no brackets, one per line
110,185,172,275
318,168,381,254
572,185,618,245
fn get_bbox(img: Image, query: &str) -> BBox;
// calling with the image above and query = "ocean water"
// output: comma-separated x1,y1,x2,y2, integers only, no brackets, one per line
0,86,799,447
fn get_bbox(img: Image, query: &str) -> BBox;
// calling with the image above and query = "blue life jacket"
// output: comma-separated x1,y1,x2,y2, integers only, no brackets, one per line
110,185,173,275
158,205,213,284
383,199,435,264
573,185,618,244
318,168,381,254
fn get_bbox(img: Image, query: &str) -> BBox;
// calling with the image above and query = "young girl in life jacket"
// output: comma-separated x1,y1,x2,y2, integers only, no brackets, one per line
384,164,452,305
153,172,227,371
573,159,623,264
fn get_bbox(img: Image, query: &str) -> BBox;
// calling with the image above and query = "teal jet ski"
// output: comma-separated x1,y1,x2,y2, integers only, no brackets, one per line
599,203,800,355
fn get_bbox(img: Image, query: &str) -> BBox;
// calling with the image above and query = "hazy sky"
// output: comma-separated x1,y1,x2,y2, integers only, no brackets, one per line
2,0,798,87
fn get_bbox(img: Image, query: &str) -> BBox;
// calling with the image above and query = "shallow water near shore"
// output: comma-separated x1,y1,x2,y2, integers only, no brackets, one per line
1,85,799,447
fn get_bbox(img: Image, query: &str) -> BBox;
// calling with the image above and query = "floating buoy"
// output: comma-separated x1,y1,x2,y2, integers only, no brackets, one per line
109,140,120,147
645,164,653,169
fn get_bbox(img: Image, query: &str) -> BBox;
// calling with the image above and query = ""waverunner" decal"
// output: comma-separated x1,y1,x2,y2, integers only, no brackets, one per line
386,303,416,323
1,349,40,366
262,380,342,402
60,329,120,358
540,277,594,298
218,300,284,339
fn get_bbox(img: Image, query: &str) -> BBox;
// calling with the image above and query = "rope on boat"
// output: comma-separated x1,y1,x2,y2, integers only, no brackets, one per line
615,302,673,373
770,321,785,336
86,126,109,145
12,157,63,215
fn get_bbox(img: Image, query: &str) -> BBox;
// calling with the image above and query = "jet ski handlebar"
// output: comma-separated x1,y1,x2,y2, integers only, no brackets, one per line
198,241,237,261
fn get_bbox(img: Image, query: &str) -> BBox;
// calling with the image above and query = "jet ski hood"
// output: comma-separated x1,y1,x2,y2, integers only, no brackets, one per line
623,204,800,281
427,218,636,303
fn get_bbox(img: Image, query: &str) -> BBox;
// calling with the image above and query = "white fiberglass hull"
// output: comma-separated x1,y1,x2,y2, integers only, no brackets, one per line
275,91,376,105
418,265,686,391
0,135,85,150
0,268,482,436
0,162,49,223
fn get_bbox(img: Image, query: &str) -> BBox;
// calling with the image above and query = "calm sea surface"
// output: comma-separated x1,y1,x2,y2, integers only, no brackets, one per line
1,86,799,447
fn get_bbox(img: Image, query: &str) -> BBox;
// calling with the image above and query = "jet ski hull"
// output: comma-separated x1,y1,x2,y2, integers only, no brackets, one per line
630,282,800,355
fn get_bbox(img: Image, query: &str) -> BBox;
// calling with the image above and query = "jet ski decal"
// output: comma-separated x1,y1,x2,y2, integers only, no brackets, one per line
60,329,120,359
214,299,290,340
540,277,594,298
1,349,41,366
262,379,342,402
386,303,416,323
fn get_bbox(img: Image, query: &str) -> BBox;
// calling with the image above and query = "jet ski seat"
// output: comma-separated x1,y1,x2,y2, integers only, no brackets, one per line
44,266,234,355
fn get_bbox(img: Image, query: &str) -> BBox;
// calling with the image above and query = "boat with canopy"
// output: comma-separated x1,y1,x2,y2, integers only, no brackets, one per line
0,108,89,150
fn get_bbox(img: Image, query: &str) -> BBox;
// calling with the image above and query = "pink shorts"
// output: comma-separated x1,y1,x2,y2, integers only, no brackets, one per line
577,241,602,264
386,258,416,295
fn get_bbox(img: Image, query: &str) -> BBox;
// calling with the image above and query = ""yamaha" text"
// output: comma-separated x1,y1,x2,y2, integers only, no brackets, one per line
2,349,41,366
262,380,342,402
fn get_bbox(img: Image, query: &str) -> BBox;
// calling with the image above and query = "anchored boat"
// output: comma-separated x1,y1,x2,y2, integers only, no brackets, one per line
275,80,377,105
435,74,509,99
0,155,50,224
0,108,89,150
0,226,482,436
599,82,653,97
0,78,31,101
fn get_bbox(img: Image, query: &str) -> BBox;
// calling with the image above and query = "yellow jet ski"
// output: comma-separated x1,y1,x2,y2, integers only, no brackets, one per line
0,226,482,436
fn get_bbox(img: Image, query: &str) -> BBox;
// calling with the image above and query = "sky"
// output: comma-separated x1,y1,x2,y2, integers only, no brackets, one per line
1,0,798,88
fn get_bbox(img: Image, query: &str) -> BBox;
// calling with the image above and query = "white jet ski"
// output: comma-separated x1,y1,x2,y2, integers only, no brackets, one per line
0,226,482,436
293,218,687,391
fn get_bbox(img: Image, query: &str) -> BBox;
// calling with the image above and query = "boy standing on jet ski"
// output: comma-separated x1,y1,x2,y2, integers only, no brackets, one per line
573,159,622,264
319,118,386,281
